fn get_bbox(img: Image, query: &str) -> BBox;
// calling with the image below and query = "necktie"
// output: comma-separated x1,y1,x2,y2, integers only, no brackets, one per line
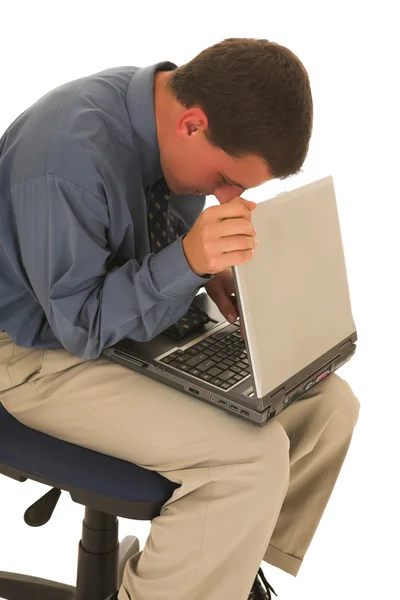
147,177,212,340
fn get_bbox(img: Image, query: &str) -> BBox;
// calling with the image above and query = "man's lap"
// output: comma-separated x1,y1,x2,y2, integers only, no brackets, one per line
0,333,359,474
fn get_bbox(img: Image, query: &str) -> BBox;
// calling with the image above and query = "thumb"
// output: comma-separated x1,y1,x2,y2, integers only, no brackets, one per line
239,196,257,210
232,196,257,210
244,199,257,210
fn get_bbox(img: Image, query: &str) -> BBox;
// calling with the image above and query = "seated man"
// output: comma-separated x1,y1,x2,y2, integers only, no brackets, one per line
0,36,360,600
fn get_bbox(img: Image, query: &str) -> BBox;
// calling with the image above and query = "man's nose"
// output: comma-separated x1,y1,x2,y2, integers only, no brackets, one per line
213,187,243,204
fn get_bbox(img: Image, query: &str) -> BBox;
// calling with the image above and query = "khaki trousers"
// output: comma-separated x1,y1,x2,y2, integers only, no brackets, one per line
0,331,360,600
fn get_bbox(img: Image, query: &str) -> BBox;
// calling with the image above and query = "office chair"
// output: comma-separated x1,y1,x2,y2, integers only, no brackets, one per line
0,402,181,600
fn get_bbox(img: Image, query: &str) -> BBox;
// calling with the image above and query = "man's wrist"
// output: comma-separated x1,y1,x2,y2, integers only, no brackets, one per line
182,233,206,276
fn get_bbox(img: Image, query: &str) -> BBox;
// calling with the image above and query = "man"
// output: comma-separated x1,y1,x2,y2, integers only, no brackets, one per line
0,38,360,600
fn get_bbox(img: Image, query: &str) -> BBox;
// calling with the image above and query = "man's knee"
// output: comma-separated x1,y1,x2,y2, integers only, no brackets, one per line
255,419,290,471
227,417,290,471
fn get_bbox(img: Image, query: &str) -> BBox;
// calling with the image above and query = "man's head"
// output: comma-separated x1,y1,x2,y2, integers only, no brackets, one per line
154,37,313,203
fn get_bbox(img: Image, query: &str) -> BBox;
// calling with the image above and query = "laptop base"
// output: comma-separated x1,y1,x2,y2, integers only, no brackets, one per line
106,342,356,427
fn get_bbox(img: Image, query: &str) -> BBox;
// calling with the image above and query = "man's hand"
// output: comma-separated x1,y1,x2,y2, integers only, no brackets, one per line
204,268,245,339
182,197,257,275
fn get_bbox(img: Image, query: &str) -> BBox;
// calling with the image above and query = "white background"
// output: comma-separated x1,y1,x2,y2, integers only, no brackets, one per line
0,1,398,599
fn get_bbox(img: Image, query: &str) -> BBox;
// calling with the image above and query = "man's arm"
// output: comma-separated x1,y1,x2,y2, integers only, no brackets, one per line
12,174,211,359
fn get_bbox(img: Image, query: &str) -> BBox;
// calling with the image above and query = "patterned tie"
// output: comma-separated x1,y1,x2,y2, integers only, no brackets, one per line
147,177,212,340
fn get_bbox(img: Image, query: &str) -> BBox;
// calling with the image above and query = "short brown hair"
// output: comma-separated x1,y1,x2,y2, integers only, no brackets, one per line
167,37,314,180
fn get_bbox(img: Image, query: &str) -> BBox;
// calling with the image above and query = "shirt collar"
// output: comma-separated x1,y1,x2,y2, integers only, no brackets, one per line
127,61,177,188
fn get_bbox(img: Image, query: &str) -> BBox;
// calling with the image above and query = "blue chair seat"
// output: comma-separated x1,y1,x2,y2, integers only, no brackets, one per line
0,402,180,519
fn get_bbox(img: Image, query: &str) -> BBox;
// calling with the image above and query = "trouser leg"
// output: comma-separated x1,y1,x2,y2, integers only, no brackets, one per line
0,334,360,594
119,421,289,600
263,372,361,576
0,334,290,600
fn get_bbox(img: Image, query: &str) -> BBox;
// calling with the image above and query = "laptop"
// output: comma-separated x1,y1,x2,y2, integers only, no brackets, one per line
102,175,357,427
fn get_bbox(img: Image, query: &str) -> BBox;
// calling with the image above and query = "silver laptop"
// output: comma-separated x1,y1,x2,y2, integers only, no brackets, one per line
102,175,357,427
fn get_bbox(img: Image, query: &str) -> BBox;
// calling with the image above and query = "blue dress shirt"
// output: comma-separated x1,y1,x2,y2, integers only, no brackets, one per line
0,61,211,358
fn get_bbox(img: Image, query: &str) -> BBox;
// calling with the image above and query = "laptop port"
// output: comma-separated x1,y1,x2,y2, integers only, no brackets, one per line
229,404,239,412
240,409,250,417
189,387,199,395
218,399,227,406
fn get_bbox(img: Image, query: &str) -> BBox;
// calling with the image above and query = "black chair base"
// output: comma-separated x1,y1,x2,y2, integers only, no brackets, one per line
0,507,140,600
0,572,76,600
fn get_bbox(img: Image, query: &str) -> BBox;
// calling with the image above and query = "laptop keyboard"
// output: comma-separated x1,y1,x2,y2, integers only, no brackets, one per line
158,324,250,390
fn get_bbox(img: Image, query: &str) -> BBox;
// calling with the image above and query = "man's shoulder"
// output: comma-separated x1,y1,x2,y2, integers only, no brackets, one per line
0,67,140,197
45,67,139,193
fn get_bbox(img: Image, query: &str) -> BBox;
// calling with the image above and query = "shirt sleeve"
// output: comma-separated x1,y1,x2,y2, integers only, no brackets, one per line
12,174,213,359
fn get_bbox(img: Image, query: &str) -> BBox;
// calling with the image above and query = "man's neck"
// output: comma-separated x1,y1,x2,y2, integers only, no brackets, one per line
154,70,174,156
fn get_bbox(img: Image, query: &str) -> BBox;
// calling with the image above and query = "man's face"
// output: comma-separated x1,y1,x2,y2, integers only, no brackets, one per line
157,103,273,203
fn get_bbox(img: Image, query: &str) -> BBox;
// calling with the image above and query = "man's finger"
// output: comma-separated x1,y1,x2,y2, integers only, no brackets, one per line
226,308,238,323
214,294,237,324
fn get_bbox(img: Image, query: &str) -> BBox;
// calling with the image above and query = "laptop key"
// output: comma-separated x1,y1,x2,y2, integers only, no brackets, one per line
203,348,216,356
189,368,201,376
161,356,174,363
218,370,236,382
214,342,226,350
179,364,191,371
186,353,209,367
218,362,230,371
214,354,227,362
186,348,198,356
196,359,216,372
224,359,236,367
208,367,223,377
169,360,183,367
199,373,213,381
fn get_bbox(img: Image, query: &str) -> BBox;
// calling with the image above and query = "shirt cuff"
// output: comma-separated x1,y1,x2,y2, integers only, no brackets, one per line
151,234,214,298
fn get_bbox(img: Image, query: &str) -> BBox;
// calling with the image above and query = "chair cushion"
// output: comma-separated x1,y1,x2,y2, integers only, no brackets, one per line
0,403,180,505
